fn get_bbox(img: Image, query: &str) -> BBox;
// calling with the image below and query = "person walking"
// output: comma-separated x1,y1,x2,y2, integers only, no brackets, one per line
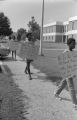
11,36,17,60
24,32,34,80
54,38,77,109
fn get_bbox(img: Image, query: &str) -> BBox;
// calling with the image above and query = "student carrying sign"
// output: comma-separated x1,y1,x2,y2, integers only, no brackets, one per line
9,36,17,60
24,32,35,80
17,31,39,80
54,38,77,110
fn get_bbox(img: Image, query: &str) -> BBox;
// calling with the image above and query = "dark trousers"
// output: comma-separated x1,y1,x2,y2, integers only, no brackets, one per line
25,60,33,77
55,77,77,105
12,51,16,60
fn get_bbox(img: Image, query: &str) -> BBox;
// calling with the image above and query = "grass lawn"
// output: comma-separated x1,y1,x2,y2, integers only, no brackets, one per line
32,49,64,86
32,43,77,85
0,66,27,120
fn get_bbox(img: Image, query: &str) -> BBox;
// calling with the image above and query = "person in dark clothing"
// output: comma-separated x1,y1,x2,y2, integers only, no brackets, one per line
24,32,34,80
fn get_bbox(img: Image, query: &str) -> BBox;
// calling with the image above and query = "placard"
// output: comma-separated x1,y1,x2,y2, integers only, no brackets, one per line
58,50,77,78
18,42,39,60
9,41,20,51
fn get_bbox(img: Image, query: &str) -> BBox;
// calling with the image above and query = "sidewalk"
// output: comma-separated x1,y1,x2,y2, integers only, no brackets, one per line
3,55,77,120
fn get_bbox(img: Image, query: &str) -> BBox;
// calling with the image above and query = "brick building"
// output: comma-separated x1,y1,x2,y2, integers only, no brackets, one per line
43,21,64,43
43,16,77,47
68,16,77,41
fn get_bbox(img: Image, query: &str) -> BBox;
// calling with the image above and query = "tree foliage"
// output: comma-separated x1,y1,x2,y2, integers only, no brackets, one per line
17,28,27,41
27,16,40,41
0,12,13,36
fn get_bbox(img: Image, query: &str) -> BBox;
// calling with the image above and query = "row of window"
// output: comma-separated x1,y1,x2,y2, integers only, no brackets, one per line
43,26,54,33
43,25,64,34
44,20,77,34
43,35,77,43
43,36,54,41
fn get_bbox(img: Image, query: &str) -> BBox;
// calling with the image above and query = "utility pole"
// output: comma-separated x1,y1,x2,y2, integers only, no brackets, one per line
39,0,44,55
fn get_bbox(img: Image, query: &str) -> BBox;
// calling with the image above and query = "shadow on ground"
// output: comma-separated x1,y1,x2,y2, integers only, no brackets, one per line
45,75,62,86
0,56,15,62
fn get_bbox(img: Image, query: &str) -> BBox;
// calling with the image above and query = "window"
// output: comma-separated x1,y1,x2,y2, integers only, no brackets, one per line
50,26,53,32
49,27,50,33
46,36,47,40
52,36,53,41
66,25,68,32
72,22,74,30
52,26,53,32
49,36,50,40
72,35,73,38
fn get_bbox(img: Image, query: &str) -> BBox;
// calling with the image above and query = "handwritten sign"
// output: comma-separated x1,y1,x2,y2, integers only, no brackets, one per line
58,50,77,78
9,41,20,51
18,42,39,60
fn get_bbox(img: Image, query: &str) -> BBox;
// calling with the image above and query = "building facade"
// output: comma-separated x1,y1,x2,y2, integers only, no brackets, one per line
68,16,77,41
43,21,64,43
43,16,77,46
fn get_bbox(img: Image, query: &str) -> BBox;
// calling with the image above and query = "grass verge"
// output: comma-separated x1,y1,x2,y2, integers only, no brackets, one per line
32,49,63,86
0,66,28,120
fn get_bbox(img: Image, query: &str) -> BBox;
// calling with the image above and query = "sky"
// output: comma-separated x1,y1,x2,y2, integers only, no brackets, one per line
0,0,77,32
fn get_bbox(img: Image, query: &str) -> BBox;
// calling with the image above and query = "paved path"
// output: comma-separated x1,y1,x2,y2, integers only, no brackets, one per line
3,55,77,120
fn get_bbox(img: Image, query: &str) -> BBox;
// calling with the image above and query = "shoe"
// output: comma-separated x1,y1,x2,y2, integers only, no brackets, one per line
24,70,28,74
29,76,32,80
54,92,62,100
73,104,77,110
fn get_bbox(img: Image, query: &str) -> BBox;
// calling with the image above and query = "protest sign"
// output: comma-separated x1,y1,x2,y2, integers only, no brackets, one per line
9,41,20,51
18,42,39,60
17,42,28,60
58,51,77,79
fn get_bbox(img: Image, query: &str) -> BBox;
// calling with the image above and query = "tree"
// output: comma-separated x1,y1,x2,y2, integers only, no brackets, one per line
17,28,27,41
11,32,17,40
27,16,40,41
0,12,13,36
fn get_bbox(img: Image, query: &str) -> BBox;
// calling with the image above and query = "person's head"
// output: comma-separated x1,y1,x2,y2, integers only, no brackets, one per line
26,31,35,43
9,36,11,40
67,38,76,51
12,36,16,40
26,32,32,41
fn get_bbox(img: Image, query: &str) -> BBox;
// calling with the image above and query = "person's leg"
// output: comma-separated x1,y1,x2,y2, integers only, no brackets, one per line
12,51,13,59
66,77,77,106
15,50,16,60
24,65,28,74
55,79,67,97
27,60,32,80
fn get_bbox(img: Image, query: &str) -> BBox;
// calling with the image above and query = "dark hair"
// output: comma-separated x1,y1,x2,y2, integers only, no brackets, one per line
67,38,76,45
9,36,11,40
13,36,15,40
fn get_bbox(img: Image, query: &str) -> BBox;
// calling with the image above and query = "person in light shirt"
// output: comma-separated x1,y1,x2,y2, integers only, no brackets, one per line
54,38,77,110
